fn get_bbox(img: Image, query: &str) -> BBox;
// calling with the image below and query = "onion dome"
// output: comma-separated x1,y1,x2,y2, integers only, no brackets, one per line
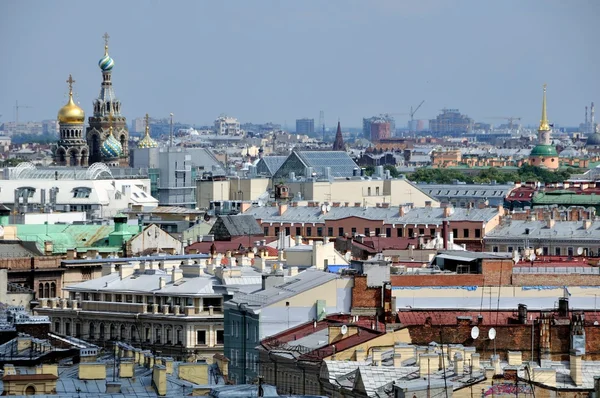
101,116,123,159
138,113,158,149
58,75,85,124
98,48,114,71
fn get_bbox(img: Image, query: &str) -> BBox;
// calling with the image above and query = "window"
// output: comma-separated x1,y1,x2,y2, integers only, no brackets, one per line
72,188,91,198
306,227,312,236
375,187,380,195
567,247,574,257
328,227,333,237
386,228,392,238
430,229,436,237
295,227,301,236
475,229,481,238
419,228,424,236
125,294,133,303
285,227,290,235
115,294,122,303
452,229,458,238
274,227,280,236
136,295,143,303
555,247,561,256
543,247,549,255
375,228,381,236
397,228,403,237
338,227,344,236
197,330,206,345
493,246,499,253
368,187,371,196
216,330,224,345
463,229,469,238
408,228,414,238
364,227,370,236
351,227,357,234
507,246,513,253
317,227,323,237
264,227,269,236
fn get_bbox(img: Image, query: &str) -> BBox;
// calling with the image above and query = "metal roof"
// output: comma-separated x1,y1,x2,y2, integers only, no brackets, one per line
255,156,287,176
484,220,600,242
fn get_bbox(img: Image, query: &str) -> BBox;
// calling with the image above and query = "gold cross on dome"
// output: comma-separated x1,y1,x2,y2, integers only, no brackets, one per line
66,74,75,94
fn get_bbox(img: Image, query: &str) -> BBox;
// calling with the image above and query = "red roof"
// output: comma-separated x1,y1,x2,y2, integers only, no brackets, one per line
186,236,277,254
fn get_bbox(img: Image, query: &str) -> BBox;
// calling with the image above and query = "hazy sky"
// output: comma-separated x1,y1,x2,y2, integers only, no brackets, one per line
1,0,598,129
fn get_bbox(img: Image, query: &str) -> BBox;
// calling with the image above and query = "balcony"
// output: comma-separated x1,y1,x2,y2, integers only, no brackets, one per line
81,301,145,314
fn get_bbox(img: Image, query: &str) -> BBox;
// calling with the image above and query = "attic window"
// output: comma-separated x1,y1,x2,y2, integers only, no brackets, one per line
133,193,139,198
73,187,91,198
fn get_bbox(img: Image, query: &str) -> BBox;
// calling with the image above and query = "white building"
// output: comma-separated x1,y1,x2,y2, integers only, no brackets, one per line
35,255,263,362
214,115,241,135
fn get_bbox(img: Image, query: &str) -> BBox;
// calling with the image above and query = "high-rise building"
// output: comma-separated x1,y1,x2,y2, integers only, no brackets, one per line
295,118,314,135
429,109,473,134
54,75,89,166
86,33,129,166
214,116,241,135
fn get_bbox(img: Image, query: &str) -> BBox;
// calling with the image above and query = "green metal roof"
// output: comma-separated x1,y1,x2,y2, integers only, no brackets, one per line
530,144,558,157
532,191,600,206
15,223,140,254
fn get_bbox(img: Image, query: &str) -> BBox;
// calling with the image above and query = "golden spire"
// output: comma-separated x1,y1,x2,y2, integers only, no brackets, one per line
539,83,550,131
144,113,150,136
103,32,110,56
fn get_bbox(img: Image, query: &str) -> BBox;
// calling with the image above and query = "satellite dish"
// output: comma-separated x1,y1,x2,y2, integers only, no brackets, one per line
577,247,584,255
340,325,348,335
471,326,480,340
488,328,497,340
203,213,211,222
321,204,327,212
535,248,543,255
326,205,331,212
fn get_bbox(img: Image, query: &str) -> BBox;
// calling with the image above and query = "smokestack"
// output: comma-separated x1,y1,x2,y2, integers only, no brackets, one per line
592,102,596,134
585,106,589,134
442,220,448,250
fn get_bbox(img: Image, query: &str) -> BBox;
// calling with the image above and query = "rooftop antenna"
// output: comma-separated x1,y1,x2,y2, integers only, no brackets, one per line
169,113,174,147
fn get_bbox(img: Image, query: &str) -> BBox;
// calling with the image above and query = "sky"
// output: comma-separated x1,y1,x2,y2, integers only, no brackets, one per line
0,0,599,129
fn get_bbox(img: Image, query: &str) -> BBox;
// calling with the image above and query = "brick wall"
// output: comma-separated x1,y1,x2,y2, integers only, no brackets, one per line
352,276,381,308
512,273,600,286
391,274,484,287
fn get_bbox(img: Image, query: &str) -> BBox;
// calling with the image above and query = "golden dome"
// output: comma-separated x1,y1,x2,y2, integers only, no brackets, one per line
58,75,85,124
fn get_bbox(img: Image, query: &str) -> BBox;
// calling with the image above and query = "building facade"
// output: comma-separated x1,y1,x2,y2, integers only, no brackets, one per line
296,118,315,135
54,75,89,166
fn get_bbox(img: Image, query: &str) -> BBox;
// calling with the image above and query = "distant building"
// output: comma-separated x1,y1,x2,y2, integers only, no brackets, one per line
363,115,395,139
429,109,473,134
332,121,345,150
417,182,513,208
296,118,315,135
214,115,241,135
370,119,391,142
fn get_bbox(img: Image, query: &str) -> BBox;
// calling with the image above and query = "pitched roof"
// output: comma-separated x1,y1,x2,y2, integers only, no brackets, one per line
255,156,287,176
210,214,263,237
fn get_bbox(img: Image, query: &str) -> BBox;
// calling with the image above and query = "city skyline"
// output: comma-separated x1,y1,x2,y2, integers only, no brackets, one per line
1,0,598,128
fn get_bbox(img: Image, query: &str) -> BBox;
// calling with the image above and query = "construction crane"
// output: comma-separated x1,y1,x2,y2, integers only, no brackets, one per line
486,116,522,130
14,100,33,131
410,100,425,122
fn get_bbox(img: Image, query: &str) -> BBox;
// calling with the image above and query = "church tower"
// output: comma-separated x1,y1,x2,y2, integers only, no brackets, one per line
55,75,89,166
332,120,345,151
86,33,129,166
529,84,558,170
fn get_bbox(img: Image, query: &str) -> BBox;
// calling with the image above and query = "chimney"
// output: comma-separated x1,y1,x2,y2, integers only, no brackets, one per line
471,353,480,372
453,352,464,375
159,277,166,290
399,206,406,217
583,219,592,230
372,348,383,366
171,267,183,283
507,351,522,366
102,262,116,276
289,266,298,277
119,263,134,280
546,218,555,229
570,350,583,386
443,206,454,218
419,353,438,377
491,354,501,375
278,203,287,216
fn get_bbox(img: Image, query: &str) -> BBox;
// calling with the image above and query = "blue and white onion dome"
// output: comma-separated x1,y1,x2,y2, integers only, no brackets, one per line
98,46,114,71
101,131,123,159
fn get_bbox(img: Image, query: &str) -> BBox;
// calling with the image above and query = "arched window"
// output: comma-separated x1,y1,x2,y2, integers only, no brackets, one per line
50,282,56,297
131,325,137,342
89,322,95,339
99,323,105,340
38,283,44,298
367,187,371,196
25,386,36,395
44,283,50,298
121,324,127,340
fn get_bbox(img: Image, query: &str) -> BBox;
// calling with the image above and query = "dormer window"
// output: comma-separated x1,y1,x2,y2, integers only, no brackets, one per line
17,187,35,198
73,187,91,198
